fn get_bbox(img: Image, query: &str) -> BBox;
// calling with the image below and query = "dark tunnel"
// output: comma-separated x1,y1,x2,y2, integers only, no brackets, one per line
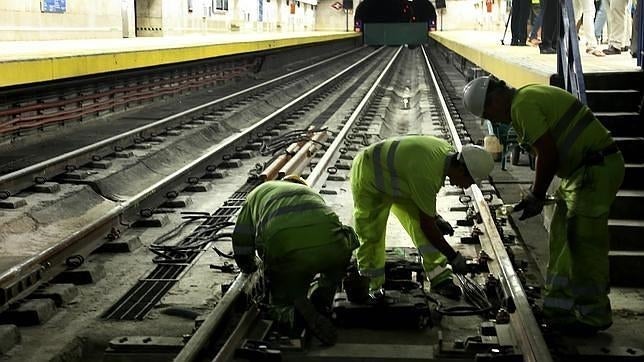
354,0,437,29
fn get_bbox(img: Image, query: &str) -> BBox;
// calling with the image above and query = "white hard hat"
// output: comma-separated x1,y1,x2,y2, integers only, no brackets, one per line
459,144,494,185
463,76,491,117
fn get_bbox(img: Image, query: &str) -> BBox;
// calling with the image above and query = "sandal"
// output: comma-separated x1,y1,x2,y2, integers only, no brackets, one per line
527,38,542,47
586,48,606,57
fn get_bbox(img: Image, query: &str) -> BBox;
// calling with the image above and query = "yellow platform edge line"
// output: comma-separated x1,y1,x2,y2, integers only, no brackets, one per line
430,33,551,88
1,33,360,88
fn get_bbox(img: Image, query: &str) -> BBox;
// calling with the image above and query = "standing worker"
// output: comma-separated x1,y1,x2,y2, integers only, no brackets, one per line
232,175,359,345
350,135,494,300
462,76,624,335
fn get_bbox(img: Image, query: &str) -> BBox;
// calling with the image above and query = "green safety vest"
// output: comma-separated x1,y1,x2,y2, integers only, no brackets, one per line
360,135,454,217
510,84,613,178
232,181,347,259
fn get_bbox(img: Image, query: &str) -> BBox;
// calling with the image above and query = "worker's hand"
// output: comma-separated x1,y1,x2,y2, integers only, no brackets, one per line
436,215,455,236
449,252,469,274
236,256,258,274
239,261,257,274
513,190,545,220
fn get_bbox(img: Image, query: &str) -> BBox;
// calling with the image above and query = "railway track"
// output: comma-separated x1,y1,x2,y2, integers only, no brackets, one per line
169,45,552,362
0,46,388,316
2,43,641,362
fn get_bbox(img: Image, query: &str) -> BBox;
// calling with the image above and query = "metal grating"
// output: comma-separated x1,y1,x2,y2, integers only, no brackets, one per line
103,181,258,320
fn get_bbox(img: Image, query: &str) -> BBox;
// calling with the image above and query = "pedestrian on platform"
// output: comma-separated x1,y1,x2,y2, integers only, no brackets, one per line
232,175,359,345
462,76,625,335
511,0,532,45
538,0,561,53
574,0,605,55
528,0,544,46
604,0,630,53
350,135,494,300
594,0,608,43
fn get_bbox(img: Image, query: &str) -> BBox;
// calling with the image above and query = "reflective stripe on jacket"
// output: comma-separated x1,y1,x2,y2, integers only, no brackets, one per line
232,181,346,259
357,135,454,217
511,84,613,178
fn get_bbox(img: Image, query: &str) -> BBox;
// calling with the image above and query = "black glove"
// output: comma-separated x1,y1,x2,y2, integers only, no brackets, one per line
449,252,469,274
235,255,258,274
513,190,545,220
436,215,455,236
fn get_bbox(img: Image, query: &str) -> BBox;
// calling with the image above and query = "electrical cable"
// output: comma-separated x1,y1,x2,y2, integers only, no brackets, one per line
149,220,234,262
425,274,494,317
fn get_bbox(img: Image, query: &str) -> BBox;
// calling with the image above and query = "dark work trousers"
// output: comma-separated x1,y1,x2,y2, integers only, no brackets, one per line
511,0,532,44
540,0,562,50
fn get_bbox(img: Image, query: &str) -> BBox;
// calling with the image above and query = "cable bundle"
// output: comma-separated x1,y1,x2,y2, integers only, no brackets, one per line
149,218,235,263
428,274,493,317
259,128,328,156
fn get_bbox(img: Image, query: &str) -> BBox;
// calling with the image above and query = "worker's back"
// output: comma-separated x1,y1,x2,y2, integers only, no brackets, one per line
511,84,613,177
233,181,345,260
355,135,453,216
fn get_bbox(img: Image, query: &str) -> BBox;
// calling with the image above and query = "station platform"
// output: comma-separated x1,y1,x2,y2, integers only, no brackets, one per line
0,31,359,88
4,29,639,90
430,30,642,87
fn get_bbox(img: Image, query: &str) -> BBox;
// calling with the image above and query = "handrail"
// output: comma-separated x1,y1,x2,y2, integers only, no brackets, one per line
558,0,587,104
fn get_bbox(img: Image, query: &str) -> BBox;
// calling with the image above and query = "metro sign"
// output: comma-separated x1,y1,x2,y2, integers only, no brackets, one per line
331,1,342,10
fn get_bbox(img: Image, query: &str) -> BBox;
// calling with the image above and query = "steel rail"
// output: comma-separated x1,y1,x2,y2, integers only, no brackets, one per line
0,47,366,199
307,46,402,189
174,273,252,362
212,305,262,362
174,47,398,362
421,46,552,362
0,47,383,313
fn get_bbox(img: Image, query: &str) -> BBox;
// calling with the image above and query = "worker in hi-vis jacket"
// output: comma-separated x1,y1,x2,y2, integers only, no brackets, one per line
350,135,494,300
232,175,359,345
463,76,624,335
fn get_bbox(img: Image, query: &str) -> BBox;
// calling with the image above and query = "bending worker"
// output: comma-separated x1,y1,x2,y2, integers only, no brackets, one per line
463,76,624,335
351,135,494,299
232,175,359,345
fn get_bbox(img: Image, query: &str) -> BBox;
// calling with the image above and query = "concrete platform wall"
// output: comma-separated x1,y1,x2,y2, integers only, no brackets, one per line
0,0,513,40
316,0,354,31
0,0,125,40
0,0,327,40
436,0,509,32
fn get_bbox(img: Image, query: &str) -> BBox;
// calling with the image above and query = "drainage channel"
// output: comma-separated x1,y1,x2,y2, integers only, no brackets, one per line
102,183,257,320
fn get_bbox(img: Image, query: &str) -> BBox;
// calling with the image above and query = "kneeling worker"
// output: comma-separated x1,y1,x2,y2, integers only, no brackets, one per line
351,135,494,299
232,175,359,345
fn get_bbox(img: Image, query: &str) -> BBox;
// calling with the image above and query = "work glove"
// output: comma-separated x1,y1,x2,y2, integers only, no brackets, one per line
513,190,545,220
235,255,258,274
449,252,469,274
436,214,455,236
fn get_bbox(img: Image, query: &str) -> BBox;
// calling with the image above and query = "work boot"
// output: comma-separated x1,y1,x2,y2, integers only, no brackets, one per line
309,284,335,317
432,279,462,300
343,274,370,304
294,298,338,346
